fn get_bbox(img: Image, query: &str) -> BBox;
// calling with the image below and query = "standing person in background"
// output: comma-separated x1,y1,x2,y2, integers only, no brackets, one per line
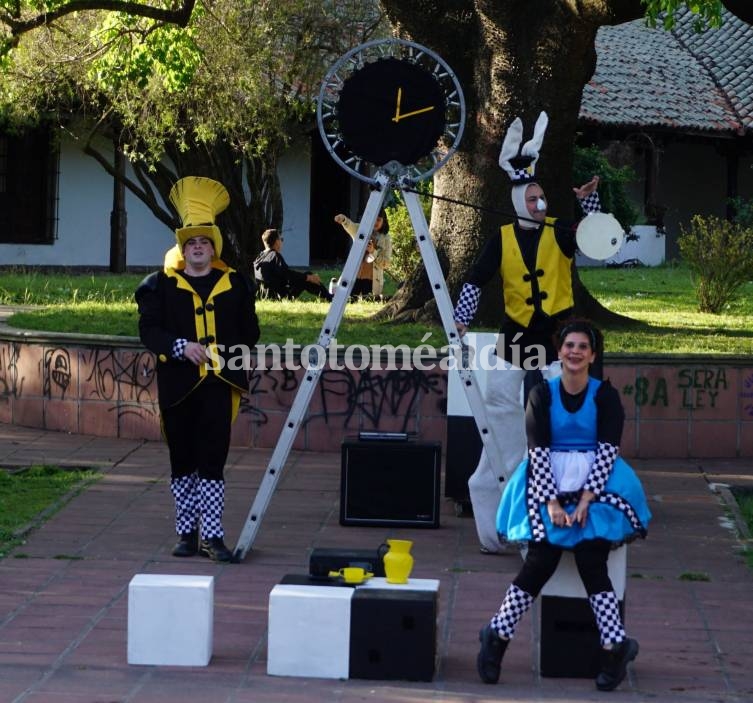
453,111,603,554
477,318,651,691
135,177,260,563
253,228,332,301
334,208,392,299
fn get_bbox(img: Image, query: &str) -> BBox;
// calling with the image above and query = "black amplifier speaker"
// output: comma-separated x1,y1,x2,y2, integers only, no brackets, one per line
340,438,441,528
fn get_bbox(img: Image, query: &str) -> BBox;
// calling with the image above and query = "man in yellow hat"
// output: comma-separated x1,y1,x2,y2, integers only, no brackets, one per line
135,176,260,562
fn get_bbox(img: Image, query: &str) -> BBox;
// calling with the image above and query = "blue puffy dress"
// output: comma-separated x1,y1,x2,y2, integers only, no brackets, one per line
496,378,651,548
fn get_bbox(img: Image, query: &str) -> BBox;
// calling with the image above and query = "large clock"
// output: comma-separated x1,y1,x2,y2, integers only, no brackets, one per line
317,39,466,184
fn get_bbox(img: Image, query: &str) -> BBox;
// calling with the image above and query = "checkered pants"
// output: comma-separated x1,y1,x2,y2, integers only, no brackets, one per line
589,590,626,646
170,473,199,535
199,478,225,539
490,584,534,639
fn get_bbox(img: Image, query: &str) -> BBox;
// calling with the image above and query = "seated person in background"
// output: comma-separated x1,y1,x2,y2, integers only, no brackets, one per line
253,228,331,301
334,209,392,299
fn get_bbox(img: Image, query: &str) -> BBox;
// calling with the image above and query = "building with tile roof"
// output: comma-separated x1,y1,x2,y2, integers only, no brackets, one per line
579,7,753,257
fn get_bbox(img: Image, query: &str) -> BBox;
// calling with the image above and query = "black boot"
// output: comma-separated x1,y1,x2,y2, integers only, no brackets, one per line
172,530,199,557
477,624,509,684
199,536,233,562
596,638,639,691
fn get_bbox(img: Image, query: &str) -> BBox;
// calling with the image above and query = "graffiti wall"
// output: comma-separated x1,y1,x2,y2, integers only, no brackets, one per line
0,337,751,458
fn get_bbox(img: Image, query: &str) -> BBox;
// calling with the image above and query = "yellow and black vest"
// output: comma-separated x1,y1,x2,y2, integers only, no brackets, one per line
500,217,573,327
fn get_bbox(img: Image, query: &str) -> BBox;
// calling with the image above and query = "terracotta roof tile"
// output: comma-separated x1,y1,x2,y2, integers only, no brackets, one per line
580,8,753,135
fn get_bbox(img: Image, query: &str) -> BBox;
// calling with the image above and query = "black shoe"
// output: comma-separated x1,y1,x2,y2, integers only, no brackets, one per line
477,624,508,684
172,530,198,557
596,638,639,691
199,536,233,562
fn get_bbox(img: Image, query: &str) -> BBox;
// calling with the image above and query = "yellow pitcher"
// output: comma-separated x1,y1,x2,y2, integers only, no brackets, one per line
378,539,414,584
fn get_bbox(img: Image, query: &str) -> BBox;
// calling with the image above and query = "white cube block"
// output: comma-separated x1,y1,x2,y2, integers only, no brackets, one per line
128,574,214,666
267,584,353,679
447,333,498,416
540,545,627,599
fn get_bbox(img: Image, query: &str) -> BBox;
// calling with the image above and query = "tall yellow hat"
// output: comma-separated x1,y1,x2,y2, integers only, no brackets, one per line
169,176,230,259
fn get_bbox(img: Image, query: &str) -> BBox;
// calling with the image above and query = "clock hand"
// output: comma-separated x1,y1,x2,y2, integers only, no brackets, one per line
393,87,403,122
393,105,436,122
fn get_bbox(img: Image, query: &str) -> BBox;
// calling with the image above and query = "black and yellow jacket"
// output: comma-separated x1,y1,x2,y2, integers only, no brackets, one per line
499,217,573,327
135,261,260,411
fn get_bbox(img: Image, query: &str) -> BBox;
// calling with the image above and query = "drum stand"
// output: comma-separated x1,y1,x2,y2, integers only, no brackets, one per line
233,169,508,561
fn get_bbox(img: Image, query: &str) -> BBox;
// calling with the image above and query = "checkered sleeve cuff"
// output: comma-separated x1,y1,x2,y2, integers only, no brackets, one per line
529,447,557,502
584,441,619,495
453,283,481,326
578,191,601,214
171,338,189,360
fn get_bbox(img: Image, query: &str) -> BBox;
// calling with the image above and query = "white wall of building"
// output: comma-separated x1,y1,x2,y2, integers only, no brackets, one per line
0,132,312,268
276,142,311,267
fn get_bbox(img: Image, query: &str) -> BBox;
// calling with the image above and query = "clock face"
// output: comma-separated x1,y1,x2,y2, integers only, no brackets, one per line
338,57,446,168
317,39,465,184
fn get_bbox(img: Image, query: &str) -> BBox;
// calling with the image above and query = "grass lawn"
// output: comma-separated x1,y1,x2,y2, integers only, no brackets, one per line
0,465,100,558
730,487,753,570
1,264,752,354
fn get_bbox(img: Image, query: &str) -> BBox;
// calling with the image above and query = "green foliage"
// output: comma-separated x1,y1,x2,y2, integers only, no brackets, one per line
729,196,753,228
731,488,753,569
0,1,387,163
733,488,753,528
0,465,99,558
643,0,723,30
573,145,640,231
385,183,433,284
89,15,203,94
678,214,753,313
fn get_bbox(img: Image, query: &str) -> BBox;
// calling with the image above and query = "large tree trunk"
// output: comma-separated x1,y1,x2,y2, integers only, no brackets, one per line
379,0,644,327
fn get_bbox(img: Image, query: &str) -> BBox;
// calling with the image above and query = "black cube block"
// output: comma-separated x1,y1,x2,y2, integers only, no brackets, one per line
309,548,385,578
349,589,436,681
539,595,625,678
278,573,352,587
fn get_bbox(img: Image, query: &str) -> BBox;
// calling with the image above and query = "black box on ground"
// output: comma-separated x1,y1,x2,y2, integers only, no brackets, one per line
278,573,352,587
444,415,481,503
539,595,625,678
349,588,437,681
340,438,441,528
309,547,385,578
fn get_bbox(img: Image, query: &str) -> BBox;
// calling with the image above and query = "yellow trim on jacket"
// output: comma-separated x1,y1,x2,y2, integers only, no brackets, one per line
166,264,240,396
499,218,573,327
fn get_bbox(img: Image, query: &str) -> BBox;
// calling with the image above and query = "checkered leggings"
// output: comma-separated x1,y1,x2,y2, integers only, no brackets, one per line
491,584,534,639
170,475,225,539
170,473,199,535
589,590,626,646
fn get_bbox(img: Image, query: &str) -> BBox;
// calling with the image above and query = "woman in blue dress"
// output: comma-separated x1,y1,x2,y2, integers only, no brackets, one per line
477,318,651,691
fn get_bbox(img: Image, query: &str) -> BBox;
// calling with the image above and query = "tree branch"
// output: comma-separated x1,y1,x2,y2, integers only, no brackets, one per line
4,0,196,39
82,135,176,229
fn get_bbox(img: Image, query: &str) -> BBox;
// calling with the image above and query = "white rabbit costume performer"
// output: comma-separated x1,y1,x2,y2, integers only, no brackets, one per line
453,112,602,554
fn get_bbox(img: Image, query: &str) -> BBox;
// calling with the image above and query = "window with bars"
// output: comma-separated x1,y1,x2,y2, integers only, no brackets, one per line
0,126,59,244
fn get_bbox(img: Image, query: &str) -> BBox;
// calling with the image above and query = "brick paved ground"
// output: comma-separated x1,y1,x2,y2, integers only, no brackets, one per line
1,424,752,702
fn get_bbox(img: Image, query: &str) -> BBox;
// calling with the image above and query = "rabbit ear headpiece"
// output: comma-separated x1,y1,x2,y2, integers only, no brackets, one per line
498,111,549,184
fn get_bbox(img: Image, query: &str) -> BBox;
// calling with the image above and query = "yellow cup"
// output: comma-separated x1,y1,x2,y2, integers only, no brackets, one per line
329,566,373,584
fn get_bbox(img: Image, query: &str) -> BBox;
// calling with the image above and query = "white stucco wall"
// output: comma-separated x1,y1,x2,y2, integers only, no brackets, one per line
0,132,312,268
277,143,311,267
